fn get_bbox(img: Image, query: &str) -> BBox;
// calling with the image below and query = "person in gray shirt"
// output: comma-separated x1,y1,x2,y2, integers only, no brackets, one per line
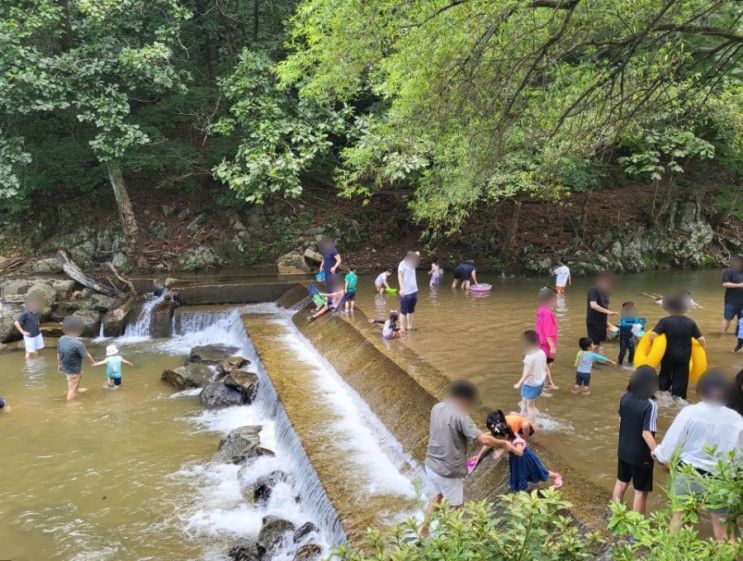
57,317,95,402
420,380,500,536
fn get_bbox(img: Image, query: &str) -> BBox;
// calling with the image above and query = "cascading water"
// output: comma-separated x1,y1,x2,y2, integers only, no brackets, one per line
123,293,166,338
158,307,345,557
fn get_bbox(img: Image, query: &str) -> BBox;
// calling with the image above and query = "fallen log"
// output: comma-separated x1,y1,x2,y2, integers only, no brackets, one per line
58,249,123,298
106,262,138,295
102,294,138,337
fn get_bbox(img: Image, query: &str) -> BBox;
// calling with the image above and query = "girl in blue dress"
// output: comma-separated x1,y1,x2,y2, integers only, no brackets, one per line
486,410,563,492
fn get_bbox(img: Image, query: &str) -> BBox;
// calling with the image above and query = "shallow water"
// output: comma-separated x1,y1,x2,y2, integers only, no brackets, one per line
0,312,333,561
352,268,743,505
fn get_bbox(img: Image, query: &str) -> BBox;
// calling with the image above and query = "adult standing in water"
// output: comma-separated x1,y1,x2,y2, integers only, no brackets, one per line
420,380,499,536
653,371,743,543
721,254,743,333
398,250,420,331
586,270,619,350
452,260,478,290
319,237,342,292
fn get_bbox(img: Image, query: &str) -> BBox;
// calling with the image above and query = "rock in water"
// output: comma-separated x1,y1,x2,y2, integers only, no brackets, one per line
293,544,322,561
188,345,241,366
0,302,23,342
26,282,56,318
257,517,295,559
161,363,213,390
228,540,261,561
150,296,176,338
71,309,102,338
220,356,250,374
293,522,318,544
213,426,274,464
241,471,290,504
224,371,259,401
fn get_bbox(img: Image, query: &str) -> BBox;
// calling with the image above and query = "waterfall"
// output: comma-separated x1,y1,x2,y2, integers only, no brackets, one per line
159,308,346,551
123,293,166,338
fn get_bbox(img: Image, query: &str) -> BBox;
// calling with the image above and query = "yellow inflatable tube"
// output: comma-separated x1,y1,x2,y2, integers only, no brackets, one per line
689,339,707,383
635,332,666,369
634,332,707,382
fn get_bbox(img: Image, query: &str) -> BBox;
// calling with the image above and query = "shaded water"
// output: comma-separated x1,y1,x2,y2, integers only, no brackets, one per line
0,310,337,561
351,269,742,505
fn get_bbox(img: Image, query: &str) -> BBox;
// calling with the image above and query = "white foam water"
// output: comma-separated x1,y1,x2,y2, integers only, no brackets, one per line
247,304,421,501
156,308,342,560
122,293,166,338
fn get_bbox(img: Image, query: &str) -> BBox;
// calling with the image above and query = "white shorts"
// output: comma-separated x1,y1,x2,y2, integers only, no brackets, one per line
23,334,44,353
425,466,464,506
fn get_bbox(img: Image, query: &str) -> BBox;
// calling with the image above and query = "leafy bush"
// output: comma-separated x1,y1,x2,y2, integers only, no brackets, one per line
335,490,600,561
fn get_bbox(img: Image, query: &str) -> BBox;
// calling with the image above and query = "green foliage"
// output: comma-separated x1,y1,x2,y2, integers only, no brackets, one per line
335,491,600,561
619,130,715,181
282,0,743,231
609,452,743,561
212,50,348,203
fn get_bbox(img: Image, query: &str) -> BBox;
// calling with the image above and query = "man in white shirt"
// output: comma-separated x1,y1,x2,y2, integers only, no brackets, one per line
653,371,743,542
552,259,571,295
398,251,420,331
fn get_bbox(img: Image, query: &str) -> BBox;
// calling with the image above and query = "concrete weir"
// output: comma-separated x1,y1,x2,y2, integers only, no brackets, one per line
242,309,419,543
291,305,610,530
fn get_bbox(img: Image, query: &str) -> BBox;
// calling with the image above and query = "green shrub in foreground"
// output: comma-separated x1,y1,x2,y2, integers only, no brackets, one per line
335,490,600,561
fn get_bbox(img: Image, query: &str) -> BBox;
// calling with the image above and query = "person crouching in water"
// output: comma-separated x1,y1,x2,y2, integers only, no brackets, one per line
467,411,535,473
485,410,562,492
369,310,401,339
648,293,705,402
57,317,95,401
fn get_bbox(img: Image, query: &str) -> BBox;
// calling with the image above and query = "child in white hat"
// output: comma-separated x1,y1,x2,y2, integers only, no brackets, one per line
92,344,133,388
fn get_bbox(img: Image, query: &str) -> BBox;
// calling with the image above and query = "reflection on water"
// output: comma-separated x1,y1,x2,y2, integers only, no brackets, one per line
353,268,743,507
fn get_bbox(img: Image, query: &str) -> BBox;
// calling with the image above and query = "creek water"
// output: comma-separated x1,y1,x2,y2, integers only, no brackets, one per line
0,308,339,561
351,268,742,507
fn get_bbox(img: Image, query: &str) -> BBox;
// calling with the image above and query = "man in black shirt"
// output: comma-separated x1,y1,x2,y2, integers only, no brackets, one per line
721,255,743,333
586,271,619,347
613,366,659,515
649,294,705,400
14,295,44,359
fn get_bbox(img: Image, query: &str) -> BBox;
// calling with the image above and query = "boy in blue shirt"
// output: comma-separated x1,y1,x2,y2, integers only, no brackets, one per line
92,344,133,388
574,337,616,395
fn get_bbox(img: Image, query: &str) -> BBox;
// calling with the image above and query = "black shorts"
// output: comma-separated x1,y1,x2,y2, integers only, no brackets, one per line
108,376,122,386
617,459,653,492
575,371,591,386
546,357,555,364
453,268,469,281
346,291,356,301
587,323,607,344
400,293,418,315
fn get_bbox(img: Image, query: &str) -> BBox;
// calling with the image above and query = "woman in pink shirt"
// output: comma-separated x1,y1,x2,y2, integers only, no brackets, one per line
535,287,559,389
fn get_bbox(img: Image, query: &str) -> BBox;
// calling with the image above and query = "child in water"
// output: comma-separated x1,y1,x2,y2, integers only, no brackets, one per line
307,278,345,321
574,337,615,395
513,330,548,423
428,257,443,287
344,265,358,313
374,269,393,294
535,287,559,390
57,316,95,401
92,344,133,388
735,319,743,352
467,412,535,473
369,310,401,339
486,410,563,492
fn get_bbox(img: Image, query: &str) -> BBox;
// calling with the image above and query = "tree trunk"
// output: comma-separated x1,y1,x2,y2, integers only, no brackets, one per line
253,0,259,43
503,199,522,260
106,162,144,268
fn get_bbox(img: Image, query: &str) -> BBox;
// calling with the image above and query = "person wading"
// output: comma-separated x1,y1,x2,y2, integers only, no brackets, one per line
420,380,499,536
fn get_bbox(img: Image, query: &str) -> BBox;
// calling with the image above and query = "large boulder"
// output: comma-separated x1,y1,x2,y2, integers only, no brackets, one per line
219,355,250,374
302,248,323,264
188,345,241,366
257,517,295,559
26,283,56,318
213,426,274,464
277,250,310,275
50,280,76,299
26,257,63,274
0,302,23,342
293,522,318,544
200,371,258,409
0,278,34,297
151,297,177,338
227,540,261,561
161,363,213,390
72,309,102,338
51,301,82,322
89,293,123,312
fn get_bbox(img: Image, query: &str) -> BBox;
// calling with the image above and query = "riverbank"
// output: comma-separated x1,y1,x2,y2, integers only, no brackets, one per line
1,178,740,278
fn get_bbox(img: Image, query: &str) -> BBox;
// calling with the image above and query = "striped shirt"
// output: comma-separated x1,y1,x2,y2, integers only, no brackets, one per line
57,336,88,375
